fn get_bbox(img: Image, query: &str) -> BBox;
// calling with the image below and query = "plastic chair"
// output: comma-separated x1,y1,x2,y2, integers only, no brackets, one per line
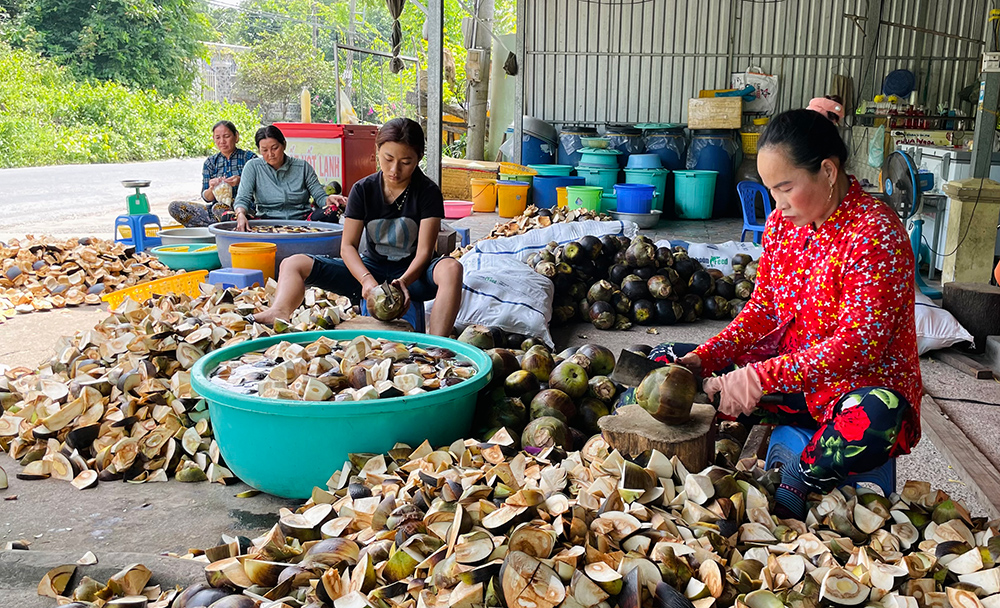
765,425,897,497
360,299,426,333
736,181,773,244
114,213,162,252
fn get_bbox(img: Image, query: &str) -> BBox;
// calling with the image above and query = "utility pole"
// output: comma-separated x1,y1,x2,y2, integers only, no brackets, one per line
465,0,493,160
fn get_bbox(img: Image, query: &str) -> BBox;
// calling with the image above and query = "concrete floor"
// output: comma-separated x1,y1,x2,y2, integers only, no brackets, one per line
1,205,998,605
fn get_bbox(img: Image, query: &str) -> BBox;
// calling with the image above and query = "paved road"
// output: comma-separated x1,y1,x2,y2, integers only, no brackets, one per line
0,158,204,241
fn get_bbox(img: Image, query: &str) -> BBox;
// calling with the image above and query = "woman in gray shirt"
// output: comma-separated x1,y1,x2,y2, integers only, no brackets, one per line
232,125,342,231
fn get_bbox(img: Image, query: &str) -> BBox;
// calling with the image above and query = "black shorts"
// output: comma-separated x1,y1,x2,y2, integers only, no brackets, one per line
305,255,445,303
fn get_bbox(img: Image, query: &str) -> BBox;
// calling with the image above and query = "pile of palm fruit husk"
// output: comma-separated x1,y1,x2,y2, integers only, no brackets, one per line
0,281,354,489
0,236,177,322
33,428,998,608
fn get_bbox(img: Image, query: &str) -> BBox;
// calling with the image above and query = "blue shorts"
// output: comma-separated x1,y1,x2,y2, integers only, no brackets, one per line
306,255,445,303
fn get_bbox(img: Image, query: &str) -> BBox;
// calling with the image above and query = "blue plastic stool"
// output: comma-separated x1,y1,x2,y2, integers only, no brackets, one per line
360,299,426,333
765,425,897,497
453,226,471,248
208,268,265,289
736,181,773,244
114,213,162,252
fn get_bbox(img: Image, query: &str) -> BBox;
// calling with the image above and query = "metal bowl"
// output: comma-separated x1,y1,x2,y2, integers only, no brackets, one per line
122,180,151,188
609,209,662,229
158,227,216,246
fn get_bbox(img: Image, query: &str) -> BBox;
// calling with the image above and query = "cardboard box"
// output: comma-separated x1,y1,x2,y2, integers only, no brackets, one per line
688,97,743,129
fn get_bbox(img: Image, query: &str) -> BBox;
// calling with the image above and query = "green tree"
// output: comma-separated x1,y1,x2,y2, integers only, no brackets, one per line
236,27,333,120
18,0,208,96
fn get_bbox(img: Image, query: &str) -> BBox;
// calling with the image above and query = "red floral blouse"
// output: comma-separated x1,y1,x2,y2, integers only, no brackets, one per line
693,178,922,455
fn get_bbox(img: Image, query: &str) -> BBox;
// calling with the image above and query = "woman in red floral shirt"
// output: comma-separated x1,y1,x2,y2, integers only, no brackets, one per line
671,109,922,518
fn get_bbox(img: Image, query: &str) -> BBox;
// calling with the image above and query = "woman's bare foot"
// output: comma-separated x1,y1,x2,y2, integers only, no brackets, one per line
250,306,294,326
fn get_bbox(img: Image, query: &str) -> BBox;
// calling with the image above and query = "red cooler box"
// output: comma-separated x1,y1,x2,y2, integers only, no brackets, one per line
274,123,379,196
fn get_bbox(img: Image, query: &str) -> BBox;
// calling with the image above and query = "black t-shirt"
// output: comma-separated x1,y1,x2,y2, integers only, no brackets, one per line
345,168,445,265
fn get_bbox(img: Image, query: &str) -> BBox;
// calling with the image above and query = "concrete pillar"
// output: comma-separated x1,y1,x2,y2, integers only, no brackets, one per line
941,178,1000,283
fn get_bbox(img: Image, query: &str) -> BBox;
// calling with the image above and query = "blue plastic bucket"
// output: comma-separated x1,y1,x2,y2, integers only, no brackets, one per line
576,166,619,192
674,170,718,220
558,126,600,166
533,176,585,209
688,130,739,218
505,127,556,165
624,168,669,212
613,184,655,214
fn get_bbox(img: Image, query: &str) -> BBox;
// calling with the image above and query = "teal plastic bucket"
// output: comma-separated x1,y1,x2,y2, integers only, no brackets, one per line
577,149,621,168
150,244,222,271
565,186,604,211
674,170,718,220
600,193,617,214
624,167,669,212
576,166,619,192
528,164,574,177
190,330,492,498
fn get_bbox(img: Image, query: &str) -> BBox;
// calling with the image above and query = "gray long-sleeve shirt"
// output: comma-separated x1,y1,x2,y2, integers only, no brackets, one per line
233,155,328,220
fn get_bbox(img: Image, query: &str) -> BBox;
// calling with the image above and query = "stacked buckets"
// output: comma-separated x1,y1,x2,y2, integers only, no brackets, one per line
623,154,669,213
574,144,621,210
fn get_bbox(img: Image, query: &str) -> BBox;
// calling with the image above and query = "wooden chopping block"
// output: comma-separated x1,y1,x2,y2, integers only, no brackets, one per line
599,403,716,473
337,316,415,332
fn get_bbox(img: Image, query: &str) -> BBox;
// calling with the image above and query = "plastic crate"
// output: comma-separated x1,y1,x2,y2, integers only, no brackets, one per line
101,270,209,309
499,161,538,175
740,132,760,155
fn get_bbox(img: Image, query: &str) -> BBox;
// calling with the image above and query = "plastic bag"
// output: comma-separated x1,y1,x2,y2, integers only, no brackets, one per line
643,133,686,166
914,290,974,354
731,66,779,115
655,239,763,275
868,124,886,168
213,181,234,206
469,219,638,264
424,252,556,347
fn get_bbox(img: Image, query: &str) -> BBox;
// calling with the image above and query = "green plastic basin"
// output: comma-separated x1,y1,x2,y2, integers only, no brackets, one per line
190,330,492,498
150,244,222,271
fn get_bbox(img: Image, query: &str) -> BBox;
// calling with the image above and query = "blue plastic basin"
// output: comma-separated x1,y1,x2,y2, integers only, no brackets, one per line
191,330,493,498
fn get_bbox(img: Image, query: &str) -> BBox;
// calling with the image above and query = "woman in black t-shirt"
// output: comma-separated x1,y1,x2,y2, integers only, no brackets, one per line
251,118,464,337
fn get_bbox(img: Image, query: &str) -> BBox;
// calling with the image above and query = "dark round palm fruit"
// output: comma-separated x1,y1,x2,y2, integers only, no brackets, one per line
715,276,736,300
681,294,704,322
620,275,650,301
589,301,615,330
612,291,633,315
655,300,683,325
655,247,674,268
635,266,658,281
632,299,655,325
608,263,630,287
688,270,715,297
578,235,603,258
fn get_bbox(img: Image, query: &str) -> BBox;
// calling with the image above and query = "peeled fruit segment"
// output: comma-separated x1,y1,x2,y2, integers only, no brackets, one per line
820,567,870,606
37,564,76,598
501,550,566,608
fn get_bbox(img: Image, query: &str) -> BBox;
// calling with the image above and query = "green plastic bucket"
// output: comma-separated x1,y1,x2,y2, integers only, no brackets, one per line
190,330,492,498
498,173,534,187
576,166,619,192
601,193,617,214
624,167,669,212
674,170,718,220
565,186,604,211
528,164,574,177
